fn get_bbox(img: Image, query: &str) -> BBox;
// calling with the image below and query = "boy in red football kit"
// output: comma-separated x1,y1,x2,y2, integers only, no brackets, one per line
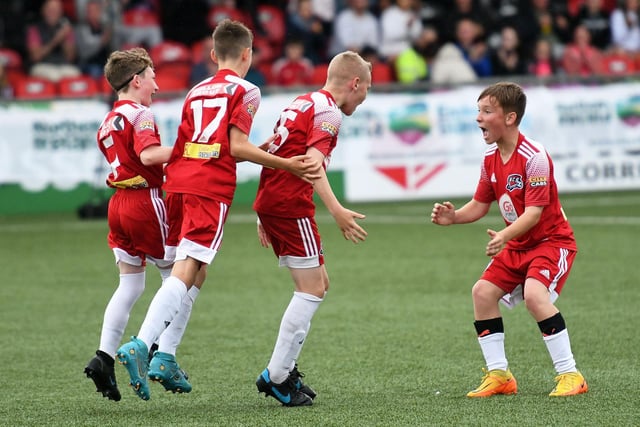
116,20,321,401
85,48,195,401
253,51,372,406
431,82,588,397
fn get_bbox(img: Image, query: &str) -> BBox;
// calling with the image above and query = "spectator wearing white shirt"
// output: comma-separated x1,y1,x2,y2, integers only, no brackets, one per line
329,0,380,57
379,0,422,62
610,0,640,54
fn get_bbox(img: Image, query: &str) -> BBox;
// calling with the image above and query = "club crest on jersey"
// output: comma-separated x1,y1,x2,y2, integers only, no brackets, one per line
505,174,524,192
139,120,154,131
529,176,547,187
321,121,337,136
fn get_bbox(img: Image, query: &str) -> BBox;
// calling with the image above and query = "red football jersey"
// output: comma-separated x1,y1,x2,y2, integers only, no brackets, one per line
97,100,163,189
254,89,342,218
163,69,260,204
473,133,577,251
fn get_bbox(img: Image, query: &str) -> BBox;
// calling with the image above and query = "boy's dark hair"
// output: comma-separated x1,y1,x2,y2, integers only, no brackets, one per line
212,19,253,61
104,48,153,93
477,82,527,125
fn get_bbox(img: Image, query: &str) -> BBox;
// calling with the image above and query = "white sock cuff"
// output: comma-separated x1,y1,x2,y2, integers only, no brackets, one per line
293,291,323,303
542,328,568,342
188,286,200,300
478,332,505,344
119,271,146,285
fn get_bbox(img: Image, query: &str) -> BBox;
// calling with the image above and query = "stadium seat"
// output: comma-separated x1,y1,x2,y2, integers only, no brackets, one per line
256,5,286,46
371,62,395,84
58,75,99,98
155,70,189,93
14,76,57,100
253,36,278,64
207,5,249,30
150,41,192,88
311,63,329,86
603,54,636,76
0,47,26,87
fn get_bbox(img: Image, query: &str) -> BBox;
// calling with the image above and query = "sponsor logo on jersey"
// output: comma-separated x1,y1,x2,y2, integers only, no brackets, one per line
529,176,547,187
490,173,496,183
505,174,524,191
247,103,256,117
321,121,338,136
498,193,518,223
139,120,154,131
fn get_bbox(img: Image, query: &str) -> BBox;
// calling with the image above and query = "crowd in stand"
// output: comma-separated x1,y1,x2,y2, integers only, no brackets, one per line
0,0,639,100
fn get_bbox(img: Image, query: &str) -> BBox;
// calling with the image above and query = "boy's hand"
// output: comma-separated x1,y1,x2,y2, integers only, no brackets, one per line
486,229,505,256
287,155,322,183
334,207,367,243
256,220,271,248
431,202,455,225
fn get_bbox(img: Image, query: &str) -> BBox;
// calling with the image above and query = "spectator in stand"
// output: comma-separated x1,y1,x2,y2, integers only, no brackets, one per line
491,0,539,60
610,0,640,56
116,0,163,49
561,24,604,76
378,0,423,62
572,0,611,51
394,26,439,84
439,0,495,44
189,35,217,86
26,0,81,83
287,0,329,65
328,0,380,58
528,37,557,76
491,25,528,76
271,39,315,87
76,0,113,80
454,18,493,77
430,41,477,85
531,0,573,46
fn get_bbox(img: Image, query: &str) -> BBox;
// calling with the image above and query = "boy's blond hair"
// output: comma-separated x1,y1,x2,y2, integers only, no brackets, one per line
326,51,372,86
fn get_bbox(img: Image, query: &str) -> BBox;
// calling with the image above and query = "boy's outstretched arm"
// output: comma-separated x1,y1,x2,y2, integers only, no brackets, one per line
431,199,490,225
307,147,367,243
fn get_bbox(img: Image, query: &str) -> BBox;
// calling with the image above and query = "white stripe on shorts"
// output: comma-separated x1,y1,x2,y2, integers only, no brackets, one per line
297,217,318,257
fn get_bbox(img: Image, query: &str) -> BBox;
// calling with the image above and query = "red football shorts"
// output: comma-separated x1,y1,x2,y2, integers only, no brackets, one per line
107,188,168,266
257,213,324,268
481,245,576,300
166,192,228,264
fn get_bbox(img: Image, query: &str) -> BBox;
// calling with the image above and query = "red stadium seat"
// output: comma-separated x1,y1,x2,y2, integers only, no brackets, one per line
0,47,26,86
150,41,192,88
256,5,286,46
155,70,189,93
311,63,328,86
207,5,249,30
14,76,57,100
603,53,636,76
58,75,99,98
371,62,395,84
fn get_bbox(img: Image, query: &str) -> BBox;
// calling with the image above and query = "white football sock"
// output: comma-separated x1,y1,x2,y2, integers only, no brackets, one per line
158,286,200,355
267,292,322,384
99,272,145,357
543,329,577,374
478,332,508,371
158,266,172,282
137,276,188,349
